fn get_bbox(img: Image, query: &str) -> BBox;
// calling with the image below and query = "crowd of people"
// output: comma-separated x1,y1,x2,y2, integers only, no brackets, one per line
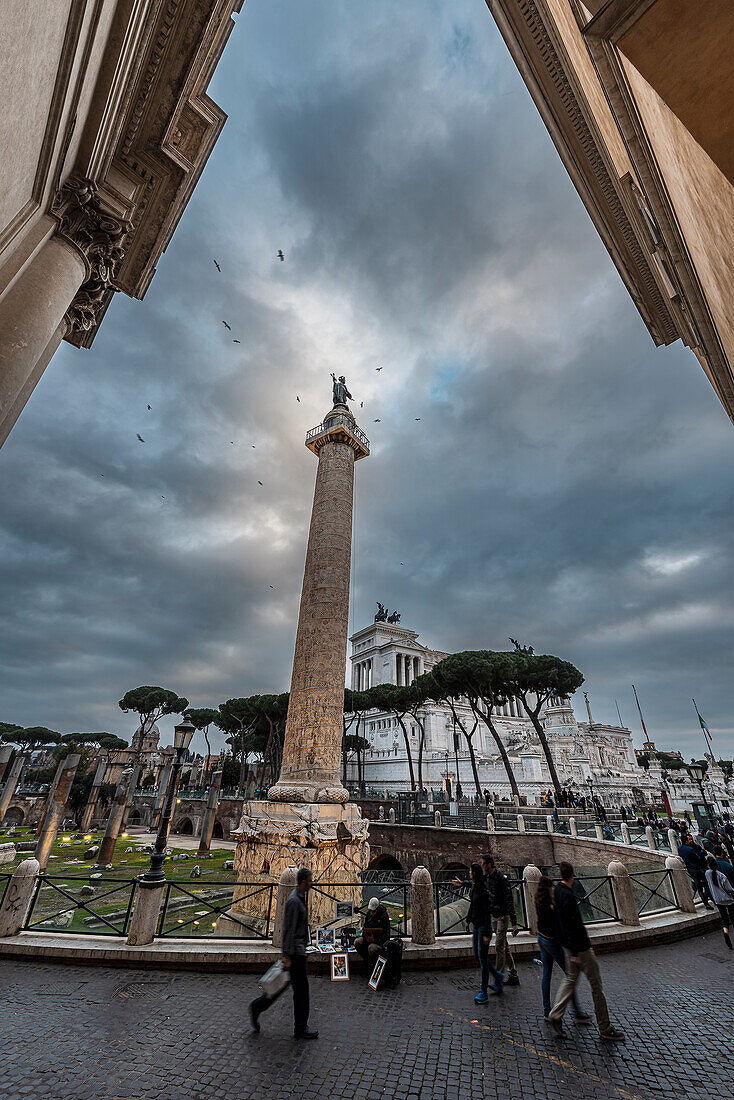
249,811,734,1042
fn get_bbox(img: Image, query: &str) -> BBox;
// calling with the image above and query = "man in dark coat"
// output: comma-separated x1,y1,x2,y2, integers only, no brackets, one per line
678,835,714,908
250,867,318,1039
548,862,624,1041
355,896,390,969
482,854,519,985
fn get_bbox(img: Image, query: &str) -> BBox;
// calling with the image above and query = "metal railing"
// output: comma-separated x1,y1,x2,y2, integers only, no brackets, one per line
306,413,370,450
629,869,678,916
433,879,530,936
0,872,10,907
157,880,274,939
571,874,618,923
310,879,410,938
24,875,138,936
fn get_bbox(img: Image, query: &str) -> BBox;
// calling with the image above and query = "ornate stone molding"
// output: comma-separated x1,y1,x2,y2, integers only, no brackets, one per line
50,174,132,345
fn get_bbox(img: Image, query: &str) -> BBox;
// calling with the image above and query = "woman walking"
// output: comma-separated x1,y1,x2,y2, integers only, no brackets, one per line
535,875,589,1023
465,862,503,1002
705,855,734,949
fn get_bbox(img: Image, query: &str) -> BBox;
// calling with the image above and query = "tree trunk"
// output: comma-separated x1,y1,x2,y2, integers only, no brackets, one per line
446,702,483,800
203,728,212,785
470,699,520,798
411,709,427,794
522,701,563,798
396,714,416,791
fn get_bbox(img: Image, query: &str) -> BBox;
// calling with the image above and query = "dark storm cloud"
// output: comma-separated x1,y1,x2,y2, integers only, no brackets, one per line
0,0,732,757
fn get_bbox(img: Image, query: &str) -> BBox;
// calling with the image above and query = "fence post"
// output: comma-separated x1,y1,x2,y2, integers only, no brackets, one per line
516,814,526,833
410,865,435,946
545,815,554,834
569,816,577,837
522,864,542,935
620,823,631,846
665,855,696,913
667,828,679,855
645,826,657,851
595,823,605,842
607,860,640,927
126,880,165,946
197,771,223,857
0,857,40,936
434,811,441,828
486,812,495,834
388,807,395,824
272,866,299,949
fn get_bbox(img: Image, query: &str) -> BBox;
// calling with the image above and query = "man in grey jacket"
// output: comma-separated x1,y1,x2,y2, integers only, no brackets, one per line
250,867,318,1039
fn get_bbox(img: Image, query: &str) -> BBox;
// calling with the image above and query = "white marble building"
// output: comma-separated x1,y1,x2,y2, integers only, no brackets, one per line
345,620,676,808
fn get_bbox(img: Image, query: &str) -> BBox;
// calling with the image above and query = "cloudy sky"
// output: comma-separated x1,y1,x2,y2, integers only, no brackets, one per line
1,0,732,760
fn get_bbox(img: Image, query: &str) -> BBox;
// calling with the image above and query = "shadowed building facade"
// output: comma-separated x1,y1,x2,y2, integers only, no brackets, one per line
486,0,734,422
0,1,243,448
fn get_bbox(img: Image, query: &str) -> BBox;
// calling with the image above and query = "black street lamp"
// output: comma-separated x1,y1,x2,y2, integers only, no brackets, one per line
687,761,714,826
140,716,195,885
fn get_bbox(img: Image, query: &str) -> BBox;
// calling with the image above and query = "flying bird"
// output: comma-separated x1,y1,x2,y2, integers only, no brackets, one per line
360,401,363,408
147,404,152,410
252,444,256,448
222,320,231,331
136,434,145,443
213,259,221,272
161,496,165,499
296,396,300,402
230,441,234,444
233,339,241,343
400,563,404,566
258,481,263,486
99,473,104,477
277,250,285,261
269,585,275,589
415,418,421,421
373,419,381,423
375,366,383,371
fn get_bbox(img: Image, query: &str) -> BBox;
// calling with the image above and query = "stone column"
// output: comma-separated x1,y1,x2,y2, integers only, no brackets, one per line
34,755,80,872
126,879,165,946
486,812,495,833
80,760,108,832
0,858,40,937
607,859,640,927
0,753,26,824
272,866,299,949
546,814,554,833
197,771,223,857
269,403,369,804
522,864,542,935
153,763,173,829
667,828,679,855
0,177,131,449
645,826,657,851
35,756,66,836
434,810,442,827
0,745,11,782
410,865,435,945
517,814,526,832
97,766,140,867
388,807,396,824
665,854,696,913
569,816,577,836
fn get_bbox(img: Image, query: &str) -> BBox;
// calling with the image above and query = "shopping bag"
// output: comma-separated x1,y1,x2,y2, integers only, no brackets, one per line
259,959,290,997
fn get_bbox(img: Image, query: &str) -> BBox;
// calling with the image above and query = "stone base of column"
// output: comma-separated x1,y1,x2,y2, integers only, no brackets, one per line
230,801,370,932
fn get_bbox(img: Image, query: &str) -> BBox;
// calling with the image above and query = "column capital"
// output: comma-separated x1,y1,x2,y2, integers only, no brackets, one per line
50,175,133,347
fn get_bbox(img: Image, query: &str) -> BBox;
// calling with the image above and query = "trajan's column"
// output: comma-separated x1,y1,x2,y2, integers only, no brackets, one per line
233,377,371,913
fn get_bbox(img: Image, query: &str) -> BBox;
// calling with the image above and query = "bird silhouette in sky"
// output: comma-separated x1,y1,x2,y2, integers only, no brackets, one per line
400,563,404,566
252,444,256,448
269,584,275,589
415,418,421,421
99,473,104,477
296,395,300,402
230,441,234,444
213,259,221,272
161,496,165,499
376,366,383,371
277,250,285,261
222,320,231,331
136,434,145,443
147,404,151,410
233,339,241,343
360,401,363,407
258,481,263,486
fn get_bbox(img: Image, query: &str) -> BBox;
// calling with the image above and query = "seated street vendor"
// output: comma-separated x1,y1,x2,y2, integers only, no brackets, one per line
355,896,391,967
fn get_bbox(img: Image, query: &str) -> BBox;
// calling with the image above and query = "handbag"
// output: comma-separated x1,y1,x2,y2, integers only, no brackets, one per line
259,959,290,998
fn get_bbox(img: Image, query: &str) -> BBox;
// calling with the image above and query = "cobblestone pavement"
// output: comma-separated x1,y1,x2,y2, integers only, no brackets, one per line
2,931,732,1100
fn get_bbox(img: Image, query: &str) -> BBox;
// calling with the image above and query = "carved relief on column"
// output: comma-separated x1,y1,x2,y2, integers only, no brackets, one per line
50,175,133,346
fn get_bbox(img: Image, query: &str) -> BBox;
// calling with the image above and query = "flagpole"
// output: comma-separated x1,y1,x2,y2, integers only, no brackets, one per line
692,698,714,759
631,685,649,742
614,699,624,728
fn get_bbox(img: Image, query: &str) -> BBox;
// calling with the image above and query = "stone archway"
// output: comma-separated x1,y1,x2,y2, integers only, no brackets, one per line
177,817,194,835
212,820,224,839
435,861,469,882
3,805,24,826
127,809,142,826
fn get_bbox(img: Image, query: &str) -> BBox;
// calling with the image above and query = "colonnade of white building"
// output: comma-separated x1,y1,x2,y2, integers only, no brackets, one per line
351,651,423,691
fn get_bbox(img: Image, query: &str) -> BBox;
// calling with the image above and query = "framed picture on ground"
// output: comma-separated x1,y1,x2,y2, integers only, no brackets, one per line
368,955,387,990
330,953,350,981
316,927,336,952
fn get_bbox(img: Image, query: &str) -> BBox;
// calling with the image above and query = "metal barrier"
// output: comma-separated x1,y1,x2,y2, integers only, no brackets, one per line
433,878,530,935
157,880,274,939
311,879,409,937
572,875,618,924
0,872,10,907
24,875,138,936
628,869,678,916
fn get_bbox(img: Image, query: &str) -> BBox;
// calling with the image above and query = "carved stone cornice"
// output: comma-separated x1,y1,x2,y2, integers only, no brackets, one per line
51,174,133,347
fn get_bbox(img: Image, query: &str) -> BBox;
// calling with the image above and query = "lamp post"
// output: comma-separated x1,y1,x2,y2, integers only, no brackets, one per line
687,761,714,829
140,716,194,885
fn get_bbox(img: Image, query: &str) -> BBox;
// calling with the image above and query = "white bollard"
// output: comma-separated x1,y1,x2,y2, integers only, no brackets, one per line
645,826,657,851
620,823,631,846
607,860,641,927
410,865,436,946
517,814,526,833
546,815,554,834
0,858,40,936
388,807,396,825
665,855,696,913
486,813,495,834
595,823,605,842
434,811,442,828
569,816,577,837
667,828,679,855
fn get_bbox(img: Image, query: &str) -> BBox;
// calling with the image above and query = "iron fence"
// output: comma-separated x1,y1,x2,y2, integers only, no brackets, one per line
311,879,410,938
157,880,274,939
24,875,138,936
628,869,678,916
571,874,618,923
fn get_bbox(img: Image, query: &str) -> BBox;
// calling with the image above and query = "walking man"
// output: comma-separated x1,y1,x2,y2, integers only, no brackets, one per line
548,862,624,1041
483,854,520,986
250,867,318,1040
